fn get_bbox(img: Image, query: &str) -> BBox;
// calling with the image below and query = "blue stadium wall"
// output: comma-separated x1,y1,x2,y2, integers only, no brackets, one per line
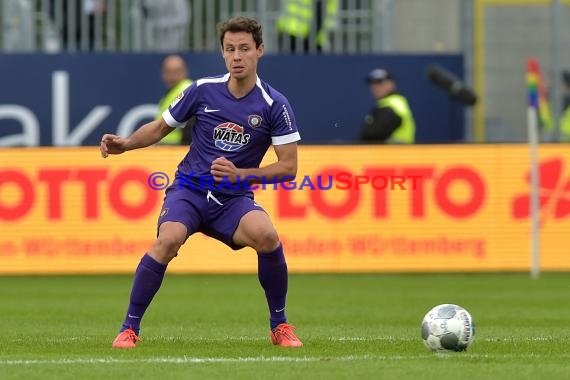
0,53,464,145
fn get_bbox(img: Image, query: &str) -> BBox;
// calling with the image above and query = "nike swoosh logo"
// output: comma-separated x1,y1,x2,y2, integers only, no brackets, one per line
275,307,285,313
204,106,220,113
128,314,141,319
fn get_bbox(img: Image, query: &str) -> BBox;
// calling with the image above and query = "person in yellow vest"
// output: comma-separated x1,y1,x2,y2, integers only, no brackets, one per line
157,54,193,144
276,0,339,53
560,70,570,142
360,68,416,144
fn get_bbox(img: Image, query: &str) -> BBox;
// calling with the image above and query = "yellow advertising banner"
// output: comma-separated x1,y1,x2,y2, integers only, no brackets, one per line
0,145,568,274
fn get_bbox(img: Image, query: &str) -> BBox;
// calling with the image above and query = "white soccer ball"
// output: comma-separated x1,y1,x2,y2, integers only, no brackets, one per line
421,304,475,352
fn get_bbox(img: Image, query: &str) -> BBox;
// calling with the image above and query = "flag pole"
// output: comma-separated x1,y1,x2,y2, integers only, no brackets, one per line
526,58,541,279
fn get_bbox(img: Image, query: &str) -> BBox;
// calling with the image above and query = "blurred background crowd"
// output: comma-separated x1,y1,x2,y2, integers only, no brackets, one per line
1,0,569,145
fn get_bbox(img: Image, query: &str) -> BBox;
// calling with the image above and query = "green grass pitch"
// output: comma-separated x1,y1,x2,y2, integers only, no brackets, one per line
1,273,569,379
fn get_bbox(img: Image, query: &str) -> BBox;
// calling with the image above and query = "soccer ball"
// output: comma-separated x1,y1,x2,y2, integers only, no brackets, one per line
421,304,475,352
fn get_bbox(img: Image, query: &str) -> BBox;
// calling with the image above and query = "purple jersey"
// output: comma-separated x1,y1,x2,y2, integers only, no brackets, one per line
162,73,301,195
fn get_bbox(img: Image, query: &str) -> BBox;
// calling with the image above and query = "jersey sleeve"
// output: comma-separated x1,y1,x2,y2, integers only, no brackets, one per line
162,82,199,128
269,97,301,145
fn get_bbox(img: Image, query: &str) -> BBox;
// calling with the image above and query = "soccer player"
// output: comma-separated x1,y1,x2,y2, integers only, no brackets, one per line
100,16,302,348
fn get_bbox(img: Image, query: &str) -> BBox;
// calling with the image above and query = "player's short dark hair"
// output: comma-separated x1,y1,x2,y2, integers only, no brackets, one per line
218,16,263,48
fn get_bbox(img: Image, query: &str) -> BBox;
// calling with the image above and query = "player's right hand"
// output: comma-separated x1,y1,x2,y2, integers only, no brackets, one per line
100,134,127,158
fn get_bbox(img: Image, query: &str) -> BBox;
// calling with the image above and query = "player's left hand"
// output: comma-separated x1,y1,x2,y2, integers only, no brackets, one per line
211,157,240,183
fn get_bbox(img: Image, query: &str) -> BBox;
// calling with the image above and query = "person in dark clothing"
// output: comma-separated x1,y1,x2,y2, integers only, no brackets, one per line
360,68,416,144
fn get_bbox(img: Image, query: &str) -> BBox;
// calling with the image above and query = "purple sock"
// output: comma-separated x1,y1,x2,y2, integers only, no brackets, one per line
121,253,167,334
257,243,288,329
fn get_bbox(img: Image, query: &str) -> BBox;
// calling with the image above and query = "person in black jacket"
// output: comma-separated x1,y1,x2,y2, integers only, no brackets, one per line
360,68,416,144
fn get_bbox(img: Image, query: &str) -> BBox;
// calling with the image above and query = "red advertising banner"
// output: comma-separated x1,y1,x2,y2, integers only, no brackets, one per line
0,145,568,273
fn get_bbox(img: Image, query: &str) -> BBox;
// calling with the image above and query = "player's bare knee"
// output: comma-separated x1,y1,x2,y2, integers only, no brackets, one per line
151,222,187,262
151,234,184,262
254,229,280,253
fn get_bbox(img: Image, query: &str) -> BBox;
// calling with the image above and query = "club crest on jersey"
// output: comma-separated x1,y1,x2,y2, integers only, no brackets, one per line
213,122,250,151
248,114,262,128
170,91,184,108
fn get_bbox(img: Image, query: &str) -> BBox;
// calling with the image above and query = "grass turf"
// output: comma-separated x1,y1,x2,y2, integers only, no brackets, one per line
0,273,569,379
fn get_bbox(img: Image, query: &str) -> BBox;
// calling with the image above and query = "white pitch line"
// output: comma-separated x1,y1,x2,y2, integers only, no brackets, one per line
0,355,383,366
3,353,570,366
0,352,570,366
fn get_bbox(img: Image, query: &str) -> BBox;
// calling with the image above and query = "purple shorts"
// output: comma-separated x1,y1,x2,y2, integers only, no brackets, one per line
157,184,265,250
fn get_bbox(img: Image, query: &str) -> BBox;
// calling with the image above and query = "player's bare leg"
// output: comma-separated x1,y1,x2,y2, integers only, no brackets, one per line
233,210,303,347
112,222,187,348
